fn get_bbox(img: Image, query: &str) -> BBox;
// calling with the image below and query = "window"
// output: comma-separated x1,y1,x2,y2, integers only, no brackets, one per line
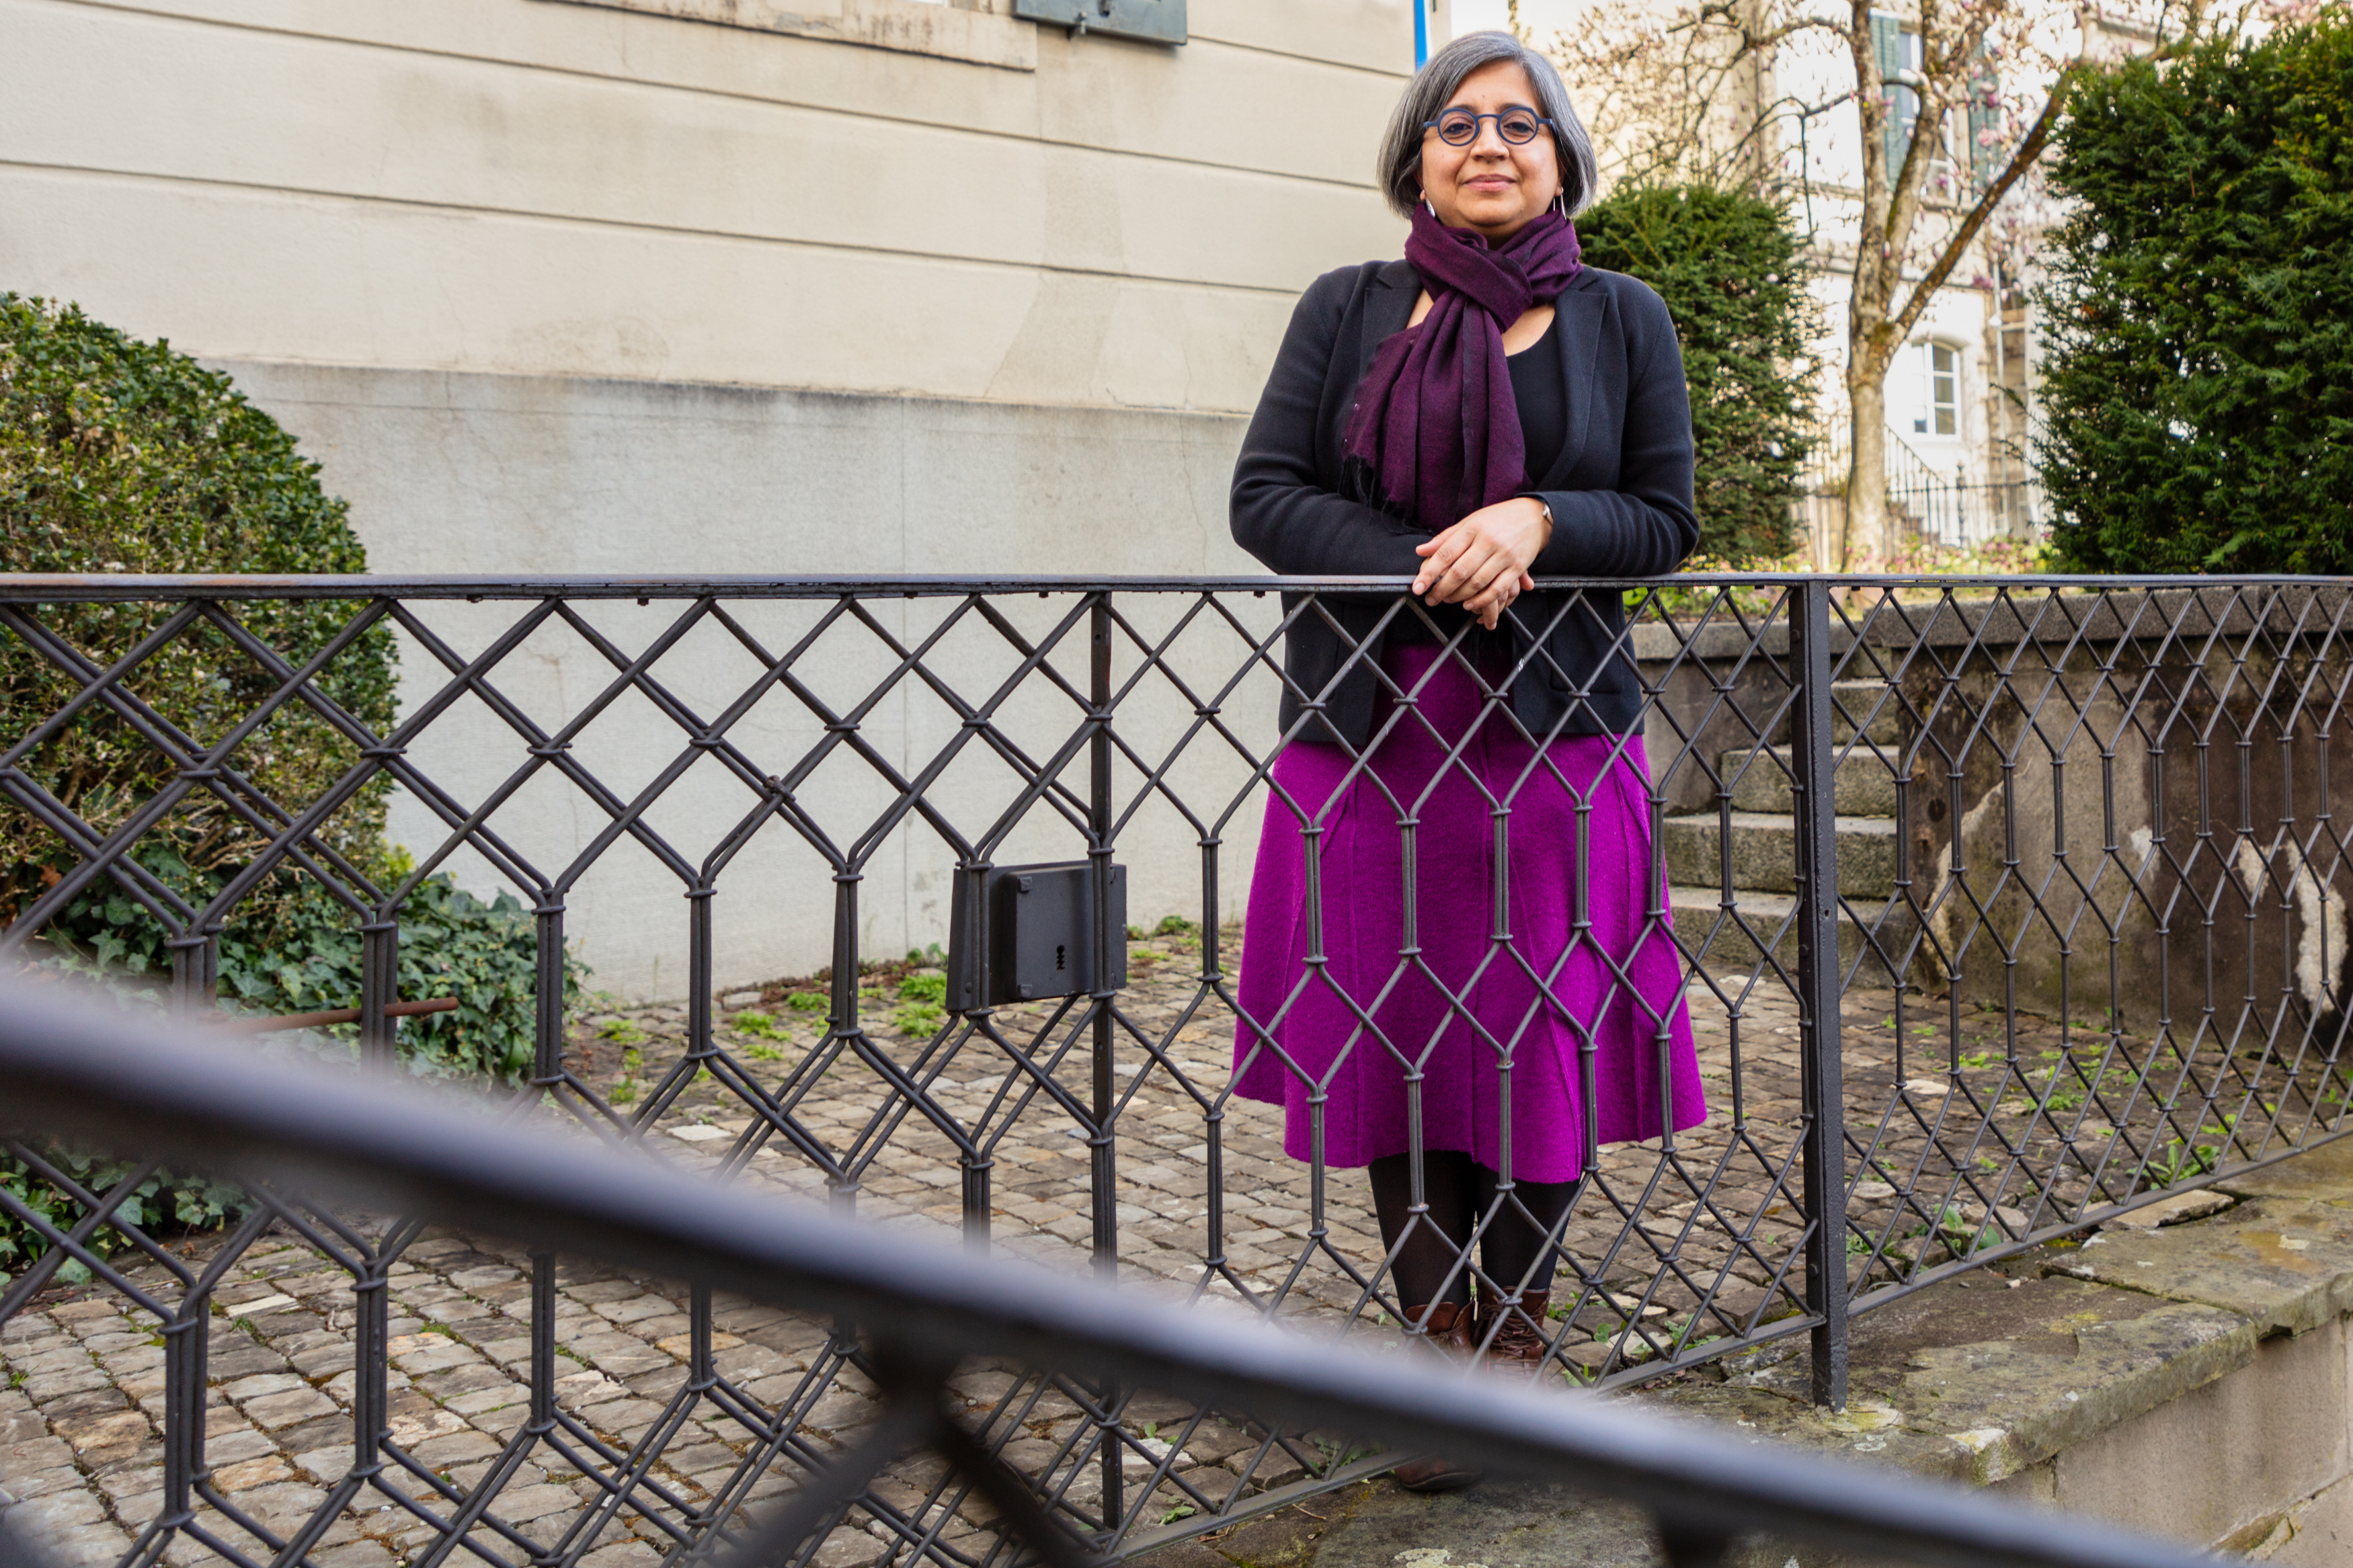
1914,343,1960,438
1872,12,2002,194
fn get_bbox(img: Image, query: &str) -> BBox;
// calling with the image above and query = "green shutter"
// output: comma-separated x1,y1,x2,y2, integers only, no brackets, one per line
1966,44,2001,192
1010,0,1185,43
1870,12,1906,184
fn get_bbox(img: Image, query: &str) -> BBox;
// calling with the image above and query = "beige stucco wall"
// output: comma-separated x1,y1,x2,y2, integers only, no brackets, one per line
0,0,1448,995
0,0,1427,409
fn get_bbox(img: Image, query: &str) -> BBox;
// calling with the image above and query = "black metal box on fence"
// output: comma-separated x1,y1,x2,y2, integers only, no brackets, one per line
947,861,1128,1009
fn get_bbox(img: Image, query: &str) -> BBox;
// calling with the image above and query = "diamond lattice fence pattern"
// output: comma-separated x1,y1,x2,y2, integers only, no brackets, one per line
4,579,2350,1567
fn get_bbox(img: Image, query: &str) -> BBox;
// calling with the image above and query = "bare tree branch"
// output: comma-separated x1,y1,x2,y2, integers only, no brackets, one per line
1529,0,2272,567
1886,63,2083,345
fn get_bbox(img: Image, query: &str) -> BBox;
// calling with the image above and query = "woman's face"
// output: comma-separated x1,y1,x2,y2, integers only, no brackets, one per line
1418,61,1563,243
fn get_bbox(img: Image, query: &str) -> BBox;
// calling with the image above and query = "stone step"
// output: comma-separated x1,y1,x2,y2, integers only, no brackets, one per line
1659,811,1900,899
1831,679,1903,745
1718,745,1907,817
1667,884,1917,986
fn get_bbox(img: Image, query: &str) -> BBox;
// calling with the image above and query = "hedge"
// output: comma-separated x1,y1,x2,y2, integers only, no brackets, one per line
2036,15,2353,573
1,293,395,925
1577,185,1819,565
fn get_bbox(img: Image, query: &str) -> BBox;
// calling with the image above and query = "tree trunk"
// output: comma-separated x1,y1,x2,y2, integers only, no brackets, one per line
1845,369,1889,568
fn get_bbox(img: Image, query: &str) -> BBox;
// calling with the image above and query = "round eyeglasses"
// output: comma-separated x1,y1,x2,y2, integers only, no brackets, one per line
1424,108,1552,147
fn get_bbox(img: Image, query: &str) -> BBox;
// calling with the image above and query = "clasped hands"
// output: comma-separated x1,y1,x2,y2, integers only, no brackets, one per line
1410,495,1552,631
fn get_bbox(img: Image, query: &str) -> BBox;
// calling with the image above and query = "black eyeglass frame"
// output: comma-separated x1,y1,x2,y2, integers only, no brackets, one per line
1422,110,1556,147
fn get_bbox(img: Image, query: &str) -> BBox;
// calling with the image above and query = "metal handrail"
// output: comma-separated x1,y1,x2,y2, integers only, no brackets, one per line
3,571,2350,599
0,981,2215,1568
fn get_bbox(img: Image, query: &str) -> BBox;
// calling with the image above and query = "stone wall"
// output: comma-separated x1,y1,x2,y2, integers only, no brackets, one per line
1630,590,2353,1029
1883,589,2353,1028
0,0,1424,998
215,363,1280,1000
0,0,1418,411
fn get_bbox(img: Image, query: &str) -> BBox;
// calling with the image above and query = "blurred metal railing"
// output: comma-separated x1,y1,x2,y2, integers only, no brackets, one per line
1795,433,2041,556
0,984,2220,1568
4,572,2351,1567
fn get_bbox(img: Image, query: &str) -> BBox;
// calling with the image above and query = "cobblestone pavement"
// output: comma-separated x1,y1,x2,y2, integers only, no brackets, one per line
2,925,2299,1568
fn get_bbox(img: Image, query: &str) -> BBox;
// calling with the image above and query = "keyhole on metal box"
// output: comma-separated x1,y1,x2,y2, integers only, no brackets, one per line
1055,944,1067,972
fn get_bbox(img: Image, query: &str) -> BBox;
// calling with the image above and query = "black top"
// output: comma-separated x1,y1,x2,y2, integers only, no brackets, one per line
1508,327,1569,486
1229,259,1699,746
1389,329,1568,646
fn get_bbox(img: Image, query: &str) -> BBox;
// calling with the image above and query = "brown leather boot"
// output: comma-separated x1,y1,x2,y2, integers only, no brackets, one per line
1390,1302,1483,1493
1402,1298,1476,1354
1477,1284,1556,1375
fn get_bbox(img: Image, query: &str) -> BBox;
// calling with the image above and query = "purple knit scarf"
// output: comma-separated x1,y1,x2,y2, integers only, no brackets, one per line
1343,203,1583,531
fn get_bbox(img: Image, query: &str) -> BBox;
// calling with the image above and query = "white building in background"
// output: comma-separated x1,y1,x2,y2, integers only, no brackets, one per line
1462,0,2037,559
1,0,1451,995
1769,10,2037,556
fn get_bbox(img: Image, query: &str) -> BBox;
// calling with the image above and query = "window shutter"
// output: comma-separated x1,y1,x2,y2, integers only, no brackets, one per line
1012,0,1185,43
1870,12,1906,183
1966,44,2001,193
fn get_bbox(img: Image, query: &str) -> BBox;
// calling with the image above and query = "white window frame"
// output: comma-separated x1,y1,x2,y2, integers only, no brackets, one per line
1912,340,1964,440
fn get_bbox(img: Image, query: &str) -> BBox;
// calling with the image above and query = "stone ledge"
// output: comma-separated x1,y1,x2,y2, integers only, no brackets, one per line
1154,1141,2353,1566
1665,1274,2258,1489
1646,1143,2353,1560
2055,1195,2353,1336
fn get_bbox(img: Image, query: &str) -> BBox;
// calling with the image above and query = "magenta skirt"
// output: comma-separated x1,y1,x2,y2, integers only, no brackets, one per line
1232,642,1708,1184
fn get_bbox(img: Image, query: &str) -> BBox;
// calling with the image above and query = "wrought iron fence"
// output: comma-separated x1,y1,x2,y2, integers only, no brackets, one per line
3,571,2350,1568
0,982,2220,1568
1794,431,2042,558
1883,478,2038,552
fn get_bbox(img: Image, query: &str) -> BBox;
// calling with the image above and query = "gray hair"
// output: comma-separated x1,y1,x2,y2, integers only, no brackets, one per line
1376,31,1601,220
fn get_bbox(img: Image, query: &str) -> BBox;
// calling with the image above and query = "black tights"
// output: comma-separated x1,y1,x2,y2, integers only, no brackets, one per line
1367,1151,1575,1310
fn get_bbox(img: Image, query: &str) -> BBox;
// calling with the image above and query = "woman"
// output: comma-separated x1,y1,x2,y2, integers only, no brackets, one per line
1226,30,1710,1474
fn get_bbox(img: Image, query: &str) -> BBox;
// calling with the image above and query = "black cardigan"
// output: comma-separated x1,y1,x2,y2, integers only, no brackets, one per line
1230,257,1699,748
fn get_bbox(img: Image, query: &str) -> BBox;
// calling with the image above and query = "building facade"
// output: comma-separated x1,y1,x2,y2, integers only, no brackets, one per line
1,0,1451,993
3,0,1444,578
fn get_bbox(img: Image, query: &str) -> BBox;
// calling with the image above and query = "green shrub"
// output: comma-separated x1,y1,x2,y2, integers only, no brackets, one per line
2036,17,2353,572
9,856,579,1281
1577,185,1819,565
223,871,569,1080
1,297,585,1276
38,843,571,1080
1,294,397,930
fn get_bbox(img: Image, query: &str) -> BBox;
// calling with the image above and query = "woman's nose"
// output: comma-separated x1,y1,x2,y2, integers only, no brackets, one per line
1469,121,1512,157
